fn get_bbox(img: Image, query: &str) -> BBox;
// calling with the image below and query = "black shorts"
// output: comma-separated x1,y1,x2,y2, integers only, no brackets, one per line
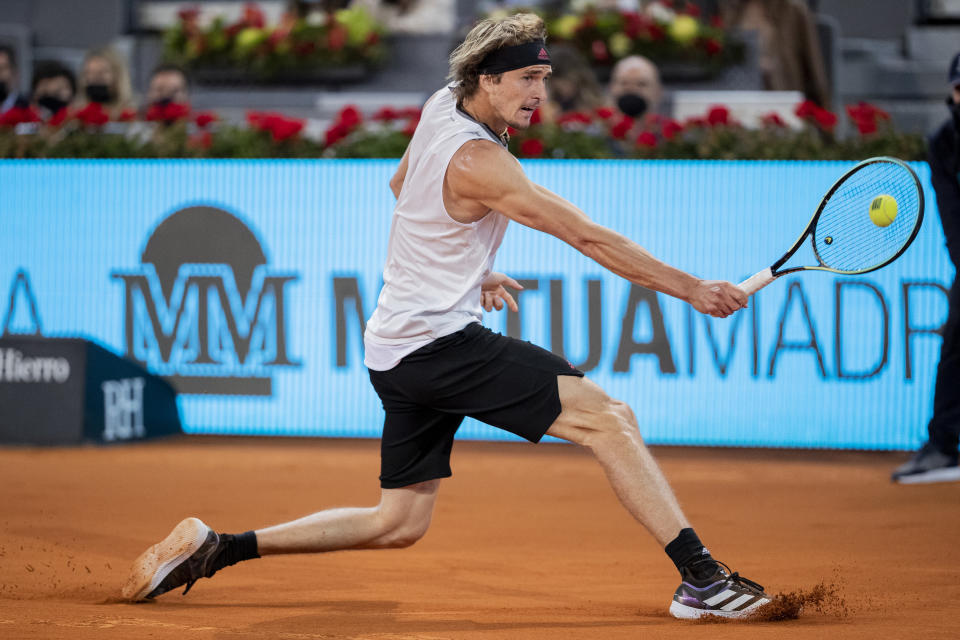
368,322,585,489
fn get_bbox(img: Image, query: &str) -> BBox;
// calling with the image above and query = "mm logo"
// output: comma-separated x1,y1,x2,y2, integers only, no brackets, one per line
113,205,299,396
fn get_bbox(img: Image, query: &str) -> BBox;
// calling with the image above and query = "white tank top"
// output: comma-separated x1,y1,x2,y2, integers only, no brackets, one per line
363,85,511,370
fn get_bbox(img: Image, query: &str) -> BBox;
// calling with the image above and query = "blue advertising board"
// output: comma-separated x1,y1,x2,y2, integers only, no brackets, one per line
0,160,952,449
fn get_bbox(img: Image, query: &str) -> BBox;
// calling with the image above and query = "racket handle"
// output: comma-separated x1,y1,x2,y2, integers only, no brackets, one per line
737,268,776,296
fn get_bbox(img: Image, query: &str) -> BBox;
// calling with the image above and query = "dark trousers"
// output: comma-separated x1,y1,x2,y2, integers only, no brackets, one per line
928,276,960,453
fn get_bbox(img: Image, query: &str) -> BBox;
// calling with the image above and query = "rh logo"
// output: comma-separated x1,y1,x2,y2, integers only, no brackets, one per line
102,377,145,441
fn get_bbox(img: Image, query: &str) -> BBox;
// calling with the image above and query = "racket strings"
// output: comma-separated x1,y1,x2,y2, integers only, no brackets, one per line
813,161,921,273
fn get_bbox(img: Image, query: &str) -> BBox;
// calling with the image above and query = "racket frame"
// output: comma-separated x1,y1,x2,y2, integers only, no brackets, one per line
738,156,924,295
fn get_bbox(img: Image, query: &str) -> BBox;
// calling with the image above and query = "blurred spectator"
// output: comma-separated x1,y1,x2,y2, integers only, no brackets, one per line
146,64,190,109
0,44,29,111
718,0,830,108
891,51,960,484
30,60,77,119
77,47,135,114
608,55,663,118
541,44,604,121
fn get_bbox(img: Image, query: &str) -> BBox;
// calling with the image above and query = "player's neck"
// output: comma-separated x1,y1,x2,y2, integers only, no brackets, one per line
460,96,508,138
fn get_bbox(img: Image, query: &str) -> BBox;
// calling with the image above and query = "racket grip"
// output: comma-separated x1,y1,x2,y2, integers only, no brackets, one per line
737,268,775,296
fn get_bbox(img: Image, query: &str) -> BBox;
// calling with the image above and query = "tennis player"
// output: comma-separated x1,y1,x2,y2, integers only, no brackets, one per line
122,13,770,619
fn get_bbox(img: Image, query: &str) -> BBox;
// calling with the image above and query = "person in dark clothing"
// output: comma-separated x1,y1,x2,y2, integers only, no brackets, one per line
0,44,29,112
892,51,960,484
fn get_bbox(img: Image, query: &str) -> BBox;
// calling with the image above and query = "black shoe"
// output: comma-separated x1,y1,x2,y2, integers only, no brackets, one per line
121,517,221,601
891,442,960,484
669,560,770,619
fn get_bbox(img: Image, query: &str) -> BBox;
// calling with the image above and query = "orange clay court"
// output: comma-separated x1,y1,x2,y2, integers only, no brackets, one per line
0,436,957,640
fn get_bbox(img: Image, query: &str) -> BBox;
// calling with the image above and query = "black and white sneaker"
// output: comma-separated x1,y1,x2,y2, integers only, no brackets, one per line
891,442,960,484
121,517,221,601
669,560,770,619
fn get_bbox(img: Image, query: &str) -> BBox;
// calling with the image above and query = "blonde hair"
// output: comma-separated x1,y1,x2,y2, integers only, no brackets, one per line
448,13,547,101
79,47,134,111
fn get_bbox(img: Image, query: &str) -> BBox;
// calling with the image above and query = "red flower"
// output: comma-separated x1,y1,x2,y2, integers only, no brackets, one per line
247,111,304,142
684,116,707,128
336,105,362,128
845,101,888,135
530,108,543,125
225,23,245,39
557,111,592,127
853,117,877,135
399,107,421,120
636,131,658,148
794,100,818,119
243,3,265,28
47,107,70,126
0,105,40,127
611,115,635,140
704,38,722,56
710,15,724,29
761,112,786,127
506,126,518,136
372,106,398,121
681,2,701,17
188,130,213,150
74,103,109,127
647,23,666,41
846,101,890,124
268,116,303,142
591,40,609,62
325,122,350,147
294,42,316,57
594,106,615,121
622,12,644,39
194,111,217,128
366,32,380,46
117,108,137,122
328,25,348,51
812,107,837,131
661,118,683,140
146,102,191,123
520,138,545,157
247,111,266,128
178,7,200,23
706,105,730,126
402,118,419,137
268,13,297,47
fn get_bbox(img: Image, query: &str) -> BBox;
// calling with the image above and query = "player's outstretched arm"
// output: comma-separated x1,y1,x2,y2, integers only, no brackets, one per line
445,141,746,318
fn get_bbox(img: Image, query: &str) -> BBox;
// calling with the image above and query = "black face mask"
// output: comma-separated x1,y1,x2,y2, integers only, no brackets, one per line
85,83,112,104
0,81,8,104
617,93,648,118
37,95,69,115
948,95,960,129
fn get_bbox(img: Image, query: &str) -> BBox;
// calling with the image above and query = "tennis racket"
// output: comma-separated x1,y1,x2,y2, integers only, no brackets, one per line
737,156,924,296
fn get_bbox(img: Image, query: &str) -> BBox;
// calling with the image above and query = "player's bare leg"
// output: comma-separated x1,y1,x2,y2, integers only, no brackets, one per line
546,375,770,618
545,375,688,545
256,479,441,553
122,480,440,600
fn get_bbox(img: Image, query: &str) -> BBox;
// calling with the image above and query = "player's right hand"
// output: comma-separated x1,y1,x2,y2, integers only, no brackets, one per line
689,280,748,318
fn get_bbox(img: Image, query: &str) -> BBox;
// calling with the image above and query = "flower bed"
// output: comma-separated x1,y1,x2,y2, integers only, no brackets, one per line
486,1,745,79
0,100,924,161
162,3,386,83
506,101,925,161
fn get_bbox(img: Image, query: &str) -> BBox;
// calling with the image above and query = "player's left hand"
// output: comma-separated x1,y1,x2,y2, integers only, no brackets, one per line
481,272,522,312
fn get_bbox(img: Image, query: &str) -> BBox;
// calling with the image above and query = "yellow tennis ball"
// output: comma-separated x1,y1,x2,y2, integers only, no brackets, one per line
869,194,897,227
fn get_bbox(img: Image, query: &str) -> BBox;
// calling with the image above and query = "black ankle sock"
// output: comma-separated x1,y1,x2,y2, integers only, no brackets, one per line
209,530,260,575
664,528,718,581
